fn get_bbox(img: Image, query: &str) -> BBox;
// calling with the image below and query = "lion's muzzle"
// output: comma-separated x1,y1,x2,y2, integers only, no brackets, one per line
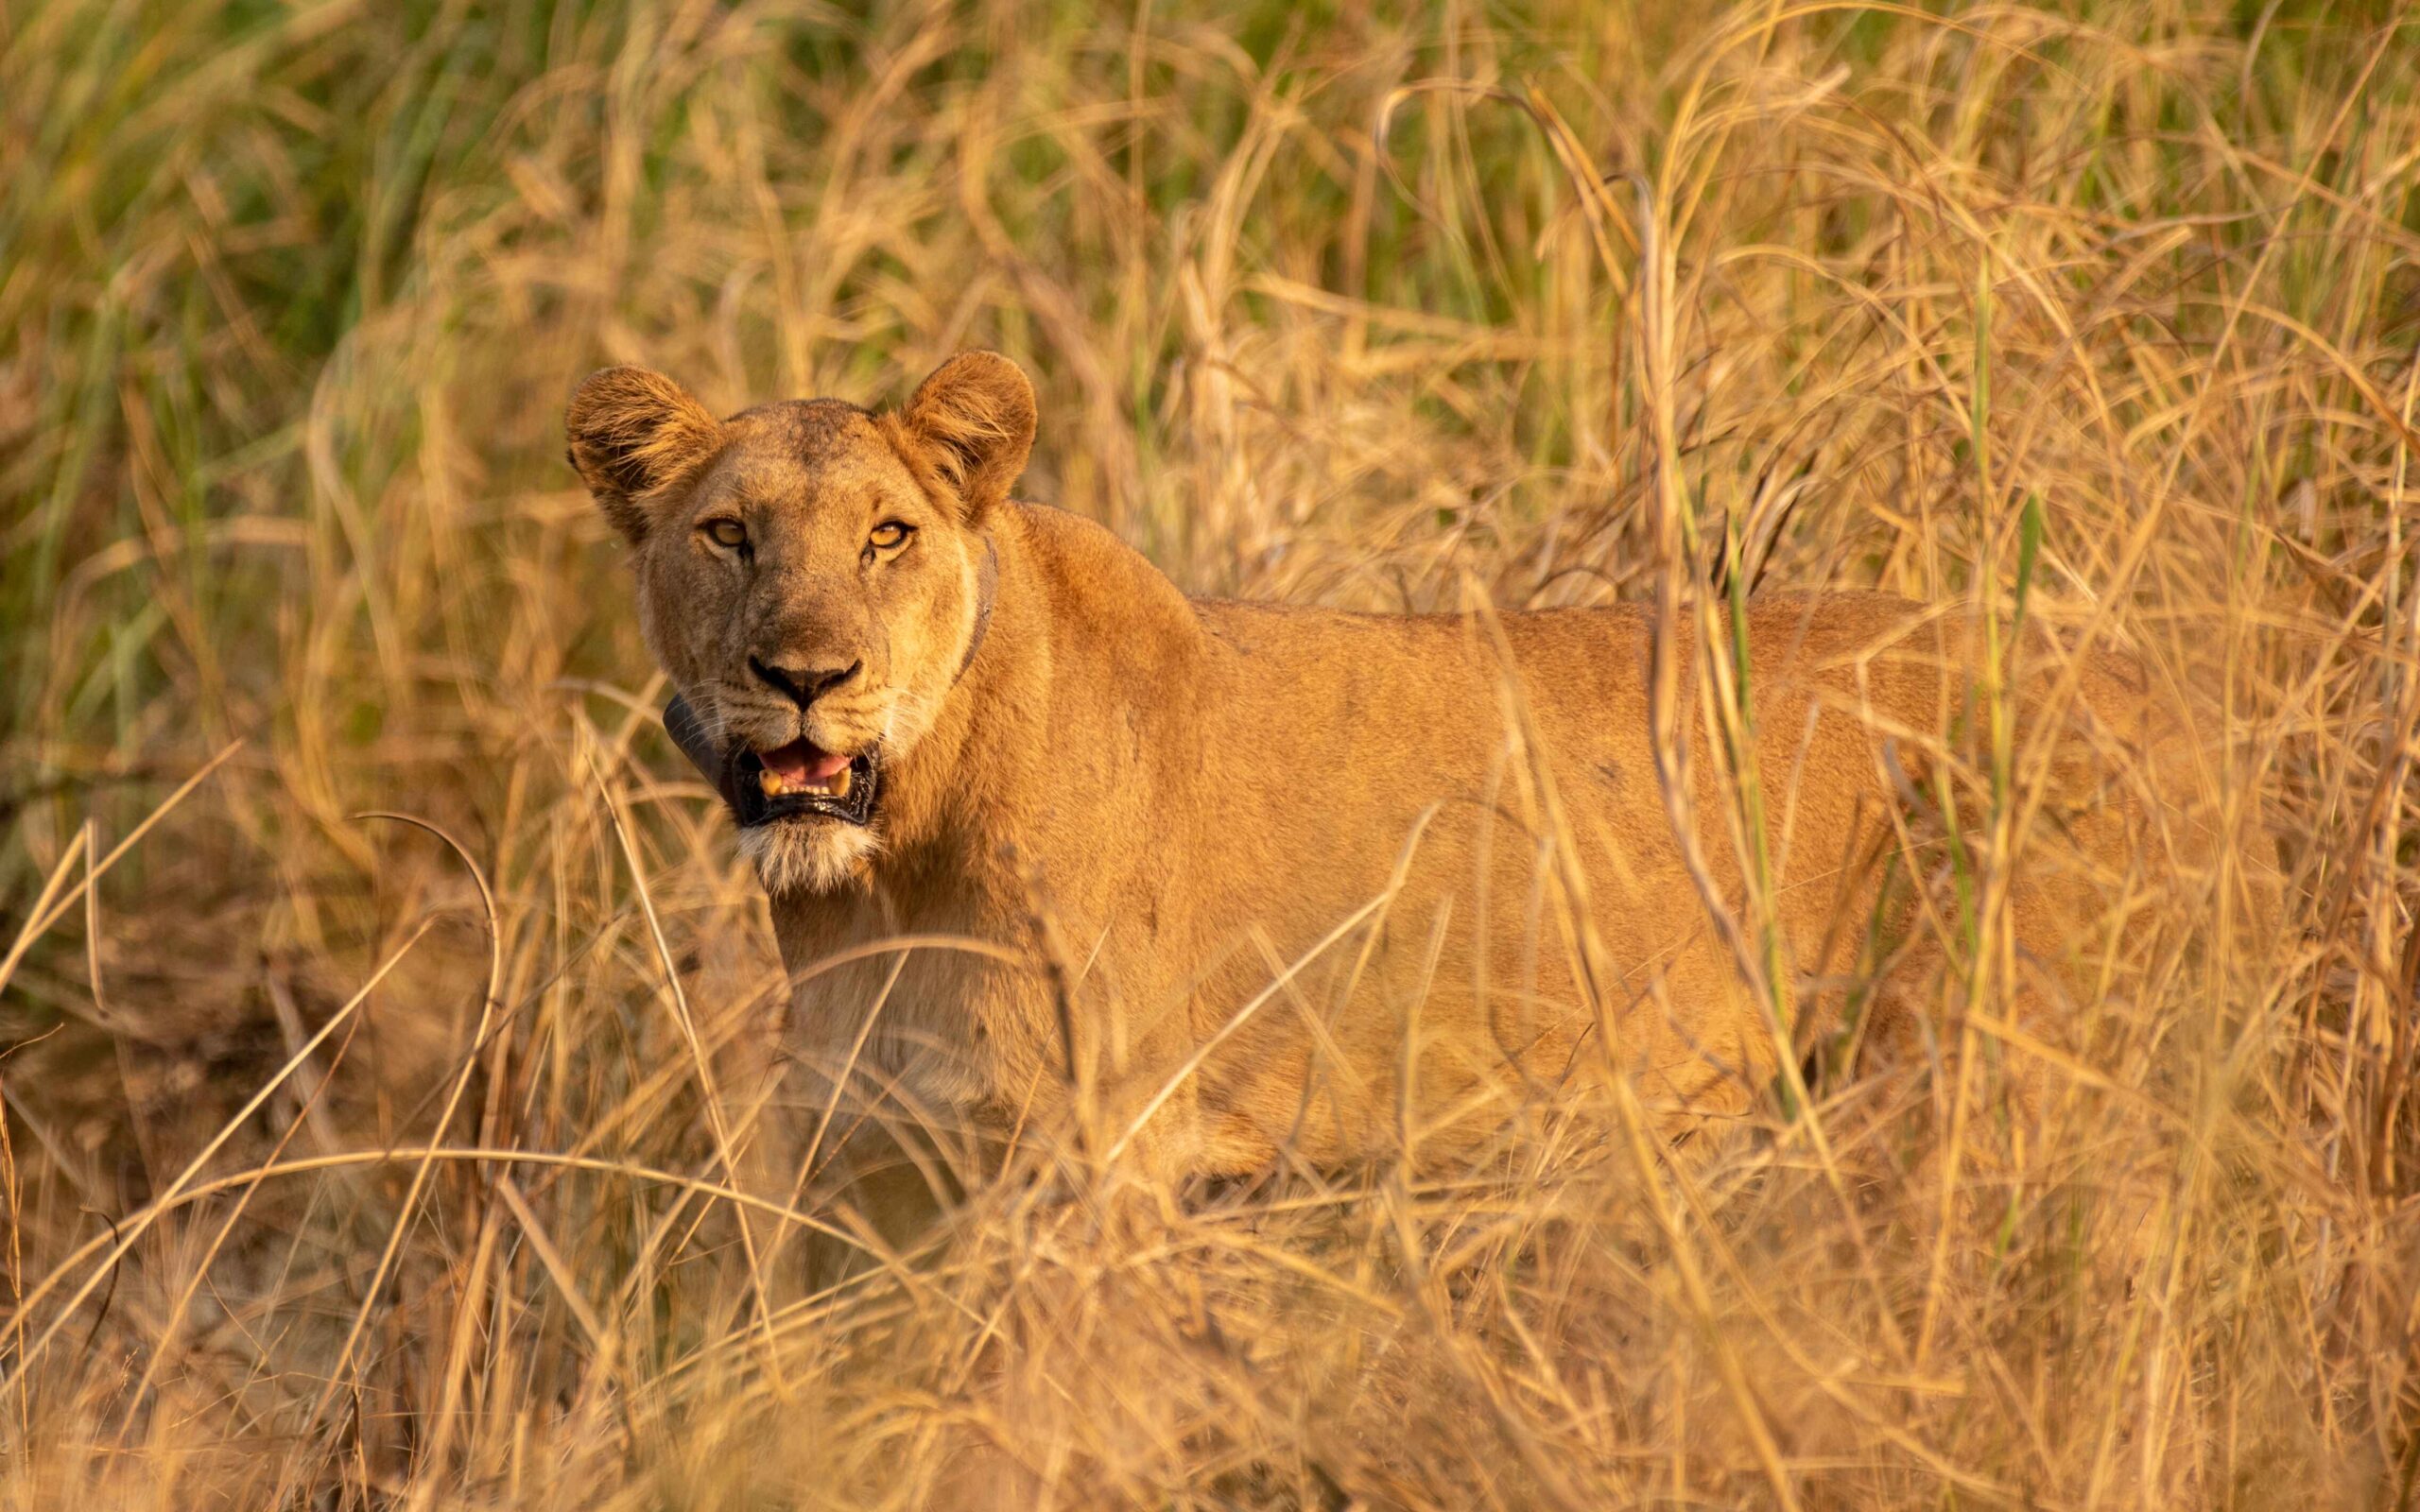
663,694,882,829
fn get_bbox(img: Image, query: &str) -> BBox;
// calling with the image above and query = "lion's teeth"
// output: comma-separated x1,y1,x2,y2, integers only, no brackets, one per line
757,759,852,800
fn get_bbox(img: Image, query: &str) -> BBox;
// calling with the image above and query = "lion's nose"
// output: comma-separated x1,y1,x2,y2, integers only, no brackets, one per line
749,655,860,709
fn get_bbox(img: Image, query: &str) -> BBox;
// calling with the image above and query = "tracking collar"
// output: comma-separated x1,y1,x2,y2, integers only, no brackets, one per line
954,535,999,687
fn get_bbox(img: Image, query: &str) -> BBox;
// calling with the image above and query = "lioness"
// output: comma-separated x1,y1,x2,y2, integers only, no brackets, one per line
567,352,2236,1184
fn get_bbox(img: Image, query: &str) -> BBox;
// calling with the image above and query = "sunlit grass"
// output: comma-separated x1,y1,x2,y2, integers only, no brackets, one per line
3,0,2416,1504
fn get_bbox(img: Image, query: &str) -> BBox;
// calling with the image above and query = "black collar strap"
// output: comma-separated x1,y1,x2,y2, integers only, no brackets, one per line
952,535,999,687
663,691,737,808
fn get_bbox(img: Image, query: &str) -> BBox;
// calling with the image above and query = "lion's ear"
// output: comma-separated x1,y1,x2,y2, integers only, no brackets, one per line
896,352,1036,520
565,366,725,545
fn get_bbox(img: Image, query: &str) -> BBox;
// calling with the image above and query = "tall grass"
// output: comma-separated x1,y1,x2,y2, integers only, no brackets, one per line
2,0,2415,1504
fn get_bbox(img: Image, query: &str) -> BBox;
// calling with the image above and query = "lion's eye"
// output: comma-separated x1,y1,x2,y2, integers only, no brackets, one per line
704,519,748,550
868,521,911,551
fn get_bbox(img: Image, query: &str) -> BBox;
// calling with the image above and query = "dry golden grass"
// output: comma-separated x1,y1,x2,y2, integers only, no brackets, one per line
3,0,2417,1505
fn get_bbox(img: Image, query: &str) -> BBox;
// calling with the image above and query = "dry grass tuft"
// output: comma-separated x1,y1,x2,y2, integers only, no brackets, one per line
4,0,2417,1505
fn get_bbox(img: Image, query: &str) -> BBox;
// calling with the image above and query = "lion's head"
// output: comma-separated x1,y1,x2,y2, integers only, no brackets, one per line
567,352,1036,893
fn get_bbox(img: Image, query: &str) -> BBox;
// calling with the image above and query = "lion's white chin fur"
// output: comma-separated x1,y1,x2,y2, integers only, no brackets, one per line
738,818,881,895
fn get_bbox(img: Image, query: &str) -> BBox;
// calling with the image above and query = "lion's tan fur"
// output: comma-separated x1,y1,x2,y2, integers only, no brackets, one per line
571,352,2252,1182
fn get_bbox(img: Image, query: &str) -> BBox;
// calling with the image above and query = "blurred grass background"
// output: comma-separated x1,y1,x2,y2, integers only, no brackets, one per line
3,0,2418,1505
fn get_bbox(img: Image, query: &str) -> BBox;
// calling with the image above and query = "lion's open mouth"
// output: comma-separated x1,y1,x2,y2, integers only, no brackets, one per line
662,696,880,829
736,738,879,827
